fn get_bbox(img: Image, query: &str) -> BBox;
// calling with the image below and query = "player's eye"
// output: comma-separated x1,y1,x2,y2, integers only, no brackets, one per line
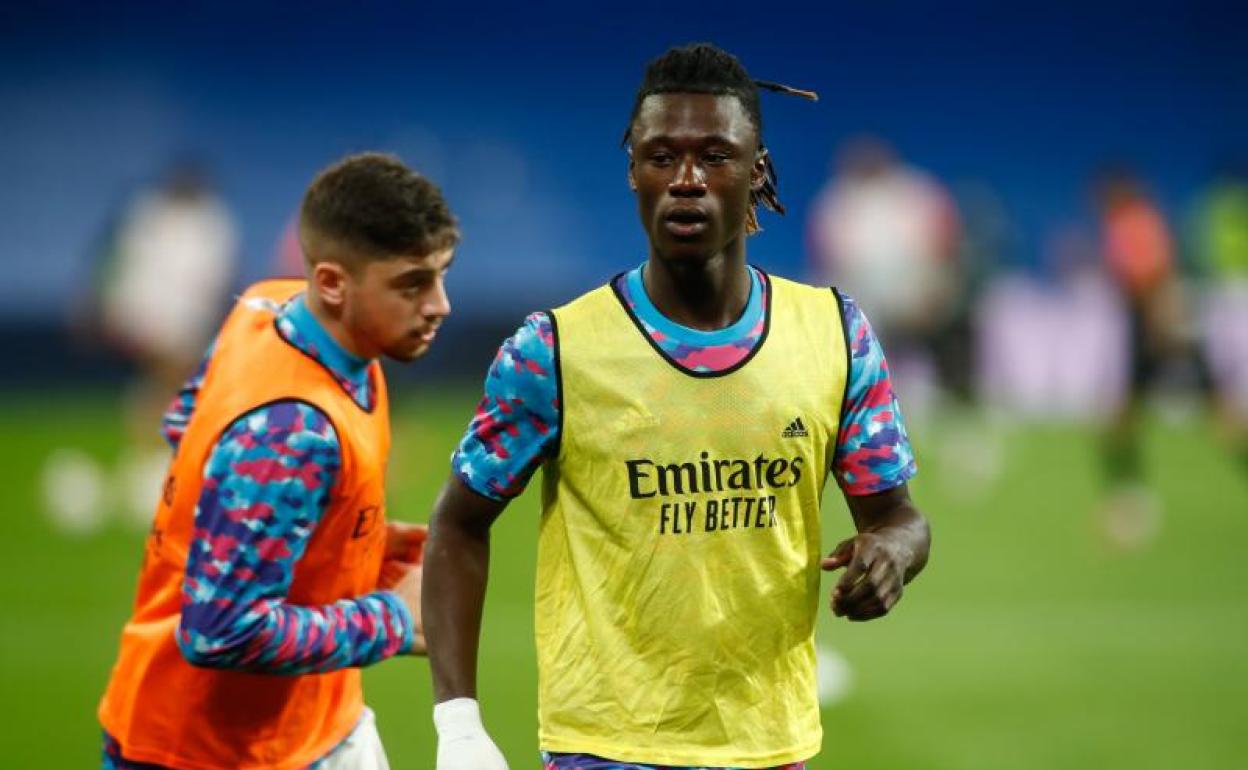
703,151,730,165
649,152,674,166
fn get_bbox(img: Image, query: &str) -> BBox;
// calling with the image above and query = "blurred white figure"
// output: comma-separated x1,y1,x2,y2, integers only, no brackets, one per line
102,161,237,371
814,643,854,706
116,448,178,528
41,448,110,536
809,137,960,415
99,160,238,526
1203,283,1248,416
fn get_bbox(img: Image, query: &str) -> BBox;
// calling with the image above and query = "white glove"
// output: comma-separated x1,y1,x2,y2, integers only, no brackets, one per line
434,698,509,770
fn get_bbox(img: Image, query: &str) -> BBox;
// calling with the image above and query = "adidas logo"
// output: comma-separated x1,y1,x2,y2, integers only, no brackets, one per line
781,417,809,438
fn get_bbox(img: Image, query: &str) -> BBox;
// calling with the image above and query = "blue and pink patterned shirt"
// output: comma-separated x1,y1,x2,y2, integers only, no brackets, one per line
104,293,414,769
460,265,912,770
453,264,916,504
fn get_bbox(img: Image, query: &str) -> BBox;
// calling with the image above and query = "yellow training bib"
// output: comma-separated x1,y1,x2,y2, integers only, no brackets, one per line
538,271,847,767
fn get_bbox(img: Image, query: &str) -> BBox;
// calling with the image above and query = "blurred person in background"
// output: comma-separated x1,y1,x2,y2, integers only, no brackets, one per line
948,181,1017,402
423,43,930,770
975,224,1129,422
1190,163,1248,470
807,136,962,413
1093,166,1194,548
97,159,239,525
97,153,454,770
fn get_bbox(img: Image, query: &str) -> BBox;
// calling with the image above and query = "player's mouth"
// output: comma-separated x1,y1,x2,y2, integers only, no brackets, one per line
663,207,709,237
413,327,439,344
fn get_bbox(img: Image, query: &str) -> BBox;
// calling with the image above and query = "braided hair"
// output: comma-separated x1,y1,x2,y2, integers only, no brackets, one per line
622,43,817,234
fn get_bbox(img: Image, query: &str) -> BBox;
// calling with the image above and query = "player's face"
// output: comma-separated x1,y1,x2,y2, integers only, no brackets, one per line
343,248,453,363
628,93,764,263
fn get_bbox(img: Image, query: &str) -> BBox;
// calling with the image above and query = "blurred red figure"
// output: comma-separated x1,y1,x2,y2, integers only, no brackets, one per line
1093,168,1184,549
1102,176,1175,303
272,213,307,278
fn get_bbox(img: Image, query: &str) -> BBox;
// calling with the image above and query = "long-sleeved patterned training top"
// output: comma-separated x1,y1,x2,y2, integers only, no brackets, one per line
167,293,415,673
105,292,415,768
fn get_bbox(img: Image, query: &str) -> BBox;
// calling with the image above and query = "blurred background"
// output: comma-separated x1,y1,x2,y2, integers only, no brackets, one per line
2,2,1246,768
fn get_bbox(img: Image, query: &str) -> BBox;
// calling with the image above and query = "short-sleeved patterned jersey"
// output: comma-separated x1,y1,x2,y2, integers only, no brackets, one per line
452,265,915,502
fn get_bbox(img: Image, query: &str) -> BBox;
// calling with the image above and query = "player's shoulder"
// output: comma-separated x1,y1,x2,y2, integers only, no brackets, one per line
512,311,555,350
762,270,851,319
491,311,557,375
550,277,619,316
482,312,559,403
829,286,860,319
229,399,339,442
238,279,306,309
761,268,828,296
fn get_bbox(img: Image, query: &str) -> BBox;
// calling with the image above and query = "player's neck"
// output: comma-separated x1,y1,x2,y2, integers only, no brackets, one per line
642,251,751,332
304,292,375,362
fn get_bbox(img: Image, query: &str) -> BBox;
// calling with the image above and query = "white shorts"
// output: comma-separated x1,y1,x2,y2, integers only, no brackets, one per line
318,707,390,770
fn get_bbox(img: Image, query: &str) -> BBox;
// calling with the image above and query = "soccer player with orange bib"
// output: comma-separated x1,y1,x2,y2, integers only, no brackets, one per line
423,44,932,770
98,153,458,769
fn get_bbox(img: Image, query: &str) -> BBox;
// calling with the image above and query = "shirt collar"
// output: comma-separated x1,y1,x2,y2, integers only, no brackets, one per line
280,293,371,388
627,262,763,345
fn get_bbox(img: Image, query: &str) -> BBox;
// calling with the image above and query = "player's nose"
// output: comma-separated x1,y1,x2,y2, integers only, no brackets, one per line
424,279,451,319
668,157,706,197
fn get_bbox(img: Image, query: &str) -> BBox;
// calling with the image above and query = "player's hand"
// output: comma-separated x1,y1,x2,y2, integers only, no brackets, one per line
388,559,426,655
434,698,509,770
379,521,427,589
821,531,911,621
385,520,428,563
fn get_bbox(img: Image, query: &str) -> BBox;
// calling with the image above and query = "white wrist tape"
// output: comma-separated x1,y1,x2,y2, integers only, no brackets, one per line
433,698,486,740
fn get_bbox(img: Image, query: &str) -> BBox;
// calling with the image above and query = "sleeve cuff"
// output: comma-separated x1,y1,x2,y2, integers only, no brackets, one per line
375,590,418,655
840,462,918,497
452,463,510,502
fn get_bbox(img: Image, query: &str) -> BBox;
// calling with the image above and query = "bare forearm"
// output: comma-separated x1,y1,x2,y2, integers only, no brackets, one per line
423,476,505,703
424,523,489,700
846,484,931,582
873,501,929,582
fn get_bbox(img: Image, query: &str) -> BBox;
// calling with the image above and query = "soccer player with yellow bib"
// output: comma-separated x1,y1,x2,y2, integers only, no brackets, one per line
423,44,931,770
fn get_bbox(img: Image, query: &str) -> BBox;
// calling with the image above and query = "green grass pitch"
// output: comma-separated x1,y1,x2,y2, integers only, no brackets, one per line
1,388,1244,769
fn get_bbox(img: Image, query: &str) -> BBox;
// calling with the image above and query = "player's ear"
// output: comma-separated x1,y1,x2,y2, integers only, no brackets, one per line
751,147,768,193
627,149,637,192
310,261,351,309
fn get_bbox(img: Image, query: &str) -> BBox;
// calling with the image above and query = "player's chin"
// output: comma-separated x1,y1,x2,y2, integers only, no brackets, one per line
385,339,431,363
653,239,720,264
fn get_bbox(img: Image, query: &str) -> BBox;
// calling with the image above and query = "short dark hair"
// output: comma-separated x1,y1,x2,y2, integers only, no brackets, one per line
623,43,814,233
625,42,765,145
300,152,459,269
